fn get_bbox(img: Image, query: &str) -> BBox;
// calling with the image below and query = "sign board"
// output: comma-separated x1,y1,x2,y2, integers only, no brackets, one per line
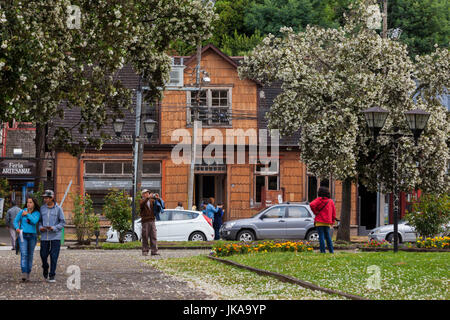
84,179,161,190
0,159,36,177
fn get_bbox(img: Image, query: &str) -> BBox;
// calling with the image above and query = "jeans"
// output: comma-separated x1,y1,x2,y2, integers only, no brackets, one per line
40,240,61,278
317,226,334,253
19,233,37,274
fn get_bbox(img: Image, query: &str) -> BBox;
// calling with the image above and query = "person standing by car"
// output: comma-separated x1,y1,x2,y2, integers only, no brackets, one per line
213,203,224,240
39,190,66,283
309,186,336,253
13,196,40,282
6,200,21,251
205,197,219,223
175,202,184,210
153,193,165,221
140,189,159,256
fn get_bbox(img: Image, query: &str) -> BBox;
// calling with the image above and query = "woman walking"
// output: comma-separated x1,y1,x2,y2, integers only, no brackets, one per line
13,196,41,281
309,187,336,253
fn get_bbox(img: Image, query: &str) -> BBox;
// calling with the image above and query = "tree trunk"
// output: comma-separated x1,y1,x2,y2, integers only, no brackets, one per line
336,177,352,242
35,124,47,191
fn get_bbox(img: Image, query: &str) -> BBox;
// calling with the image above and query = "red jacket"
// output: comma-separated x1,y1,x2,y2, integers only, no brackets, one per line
310,197,336,225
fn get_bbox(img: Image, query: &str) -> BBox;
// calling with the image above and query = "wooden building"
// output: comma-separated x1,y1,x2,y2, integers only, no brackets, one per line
50,44,360,234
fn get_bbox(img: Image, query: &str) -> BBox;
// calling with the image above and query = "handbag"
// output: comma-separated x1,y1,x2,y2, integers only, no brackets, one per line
15,216,21,255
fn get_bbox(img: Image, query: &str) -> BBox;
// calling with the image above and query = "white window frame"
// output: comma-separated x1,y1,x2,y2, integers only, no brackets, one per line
187,87,232,127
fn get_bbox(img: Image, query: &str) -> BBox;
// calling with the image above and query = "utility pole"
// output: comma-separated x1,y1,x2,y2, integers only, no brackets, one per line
131,80,143,235
187,41,202,210
382,0,388,39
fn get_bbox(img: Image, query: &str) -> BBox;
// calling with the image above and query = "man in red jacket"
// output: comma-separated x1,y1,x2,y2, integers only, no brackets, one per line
310,186,336,253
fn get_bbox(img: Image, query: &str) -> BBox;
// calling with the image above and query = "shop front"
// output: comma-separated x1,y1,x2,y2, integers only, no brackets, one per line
0,158,37,205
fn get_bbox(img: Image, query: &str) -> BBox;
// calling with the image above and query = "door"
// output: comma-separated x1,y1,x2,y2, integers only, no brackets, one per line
254,206,286,239
156,210,172,240
285,206,314,239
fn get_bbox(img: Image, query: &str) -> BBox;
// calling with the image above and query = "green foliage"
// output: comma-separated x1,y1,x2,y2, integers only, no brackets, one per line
103,189,132,243
72,193,99,244
0,178,12,213
388,0,449,58
405,193,450,239
32,182,45,207
220,30,264,56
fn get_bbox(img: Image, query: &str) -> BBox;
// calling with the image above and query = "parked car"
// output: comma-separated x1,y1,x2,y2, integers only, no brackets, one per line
219,203,335,242
106,209,215,242
368,221,450,243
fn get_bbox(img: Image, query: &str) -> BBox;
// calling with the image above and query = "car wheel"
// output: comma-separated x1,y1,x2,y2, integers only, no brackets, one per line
237,230,255,242
122,231,138,243
189,231,206,241
386,233,402,243
306,230,319,242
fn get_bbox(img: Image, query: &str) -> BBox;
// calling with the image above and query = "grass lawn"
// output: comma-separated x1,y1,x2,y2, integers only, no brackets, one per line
148,251,449,300
146,254,345,300
224,251,450,300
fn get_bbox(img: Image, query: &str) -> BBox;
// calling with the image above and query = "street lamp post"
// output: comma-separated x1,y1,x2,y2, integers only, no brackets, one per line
113,105,156,237
362,107,430,252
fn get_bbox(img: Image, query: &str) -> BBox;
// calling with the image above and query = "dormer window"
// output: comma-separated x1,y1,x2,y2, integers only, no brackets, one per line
168,57,185,87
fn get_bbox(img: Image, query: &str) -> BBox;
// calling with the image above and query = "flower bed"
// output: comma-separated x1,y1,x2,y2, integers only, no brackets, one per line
362,239,392,249
212,240,313,257
416,236,450,249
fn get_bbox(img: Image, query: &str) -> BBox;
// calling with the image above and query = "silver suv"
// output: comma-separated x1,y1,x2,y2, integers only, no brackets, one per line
220,203,334,242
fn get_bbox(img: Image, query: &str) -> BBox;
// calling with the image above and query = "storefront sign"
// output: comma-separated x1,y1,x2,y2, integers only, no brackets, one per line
84,179,161,190
0,159,36,177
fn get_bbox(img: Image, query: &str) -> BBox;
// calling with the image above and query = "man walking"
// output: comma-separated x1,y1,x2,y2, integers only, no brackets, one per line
38,190,66,282
5,200,21,250
139,190,159,256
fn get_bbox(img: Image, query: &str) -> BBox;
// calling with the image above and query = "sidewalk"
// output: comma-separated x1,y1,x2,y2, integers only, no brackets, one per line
0,249,214,300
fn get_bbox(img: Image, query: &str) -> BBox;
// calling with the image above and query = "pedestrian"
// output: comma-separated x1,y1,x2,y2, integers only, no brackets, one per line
139,189,159,256
38,190,66,283
13,196,40,282
205,197,220,223
153,193,165,221
213,203,224,240
6,200,21,251
309,186,336,253
175,202,184,210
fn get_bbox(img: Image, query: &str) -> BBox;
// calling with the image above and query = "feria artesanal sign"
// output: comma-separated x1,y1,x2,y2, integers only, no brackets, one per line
0,159,36,177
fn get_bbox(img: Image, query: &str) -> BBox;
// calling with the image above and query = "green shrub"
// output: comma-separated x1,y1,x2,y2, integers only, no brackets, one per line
405,193,450,239
72,193,99,244
103,189,132,243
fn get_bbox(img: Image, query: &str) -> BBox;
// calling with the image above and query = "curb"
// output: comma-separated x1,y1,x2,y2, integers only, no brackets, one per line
67,245,212,250
359,247,450,252
207,255,368,301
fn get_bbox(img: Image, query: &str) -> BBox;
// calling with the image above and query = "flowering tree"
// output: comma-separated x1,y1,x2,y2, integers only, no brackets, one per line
238,0,449,240
0,0,215,155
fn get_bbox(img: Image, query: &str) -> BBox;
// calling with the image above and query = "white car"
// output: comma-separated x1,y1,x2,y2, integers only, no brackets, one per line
106,209,215,242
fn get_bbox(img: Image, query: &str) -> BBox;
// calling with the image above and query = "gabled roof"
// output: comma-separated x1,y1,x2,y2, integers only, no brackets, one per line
183,44,240,69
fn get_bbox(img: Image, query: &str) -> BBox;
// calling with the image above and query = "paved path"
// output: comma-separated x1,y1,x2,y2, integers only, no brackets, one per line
0,249,214,300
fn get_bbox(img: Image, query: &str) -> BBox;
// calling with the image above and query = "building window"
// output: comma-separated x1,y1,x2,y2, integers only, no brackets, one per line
84,161,161,176
254,161,280,204
187,88,232,126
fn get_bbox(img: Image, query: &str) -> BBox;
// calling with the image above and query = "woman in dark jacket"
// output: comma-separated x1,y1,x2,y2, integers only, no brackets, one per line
309,187,336,253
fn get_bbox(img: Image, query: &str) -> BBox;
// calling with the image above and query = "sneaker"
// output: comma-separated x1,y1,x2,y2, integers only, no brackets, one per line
142,252,148,256
22,273,27,282
47,277,56,283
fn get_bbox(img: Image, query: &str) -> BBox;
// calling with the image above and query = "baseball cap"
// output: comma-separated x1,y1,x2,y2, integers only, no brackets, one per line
141,189,150,194
43,190,55,198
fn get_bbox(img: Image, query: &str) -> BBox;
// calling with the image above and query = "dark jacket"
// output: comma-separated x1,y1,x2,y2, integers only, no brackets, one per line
310,197,336,225
140,197,155,223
